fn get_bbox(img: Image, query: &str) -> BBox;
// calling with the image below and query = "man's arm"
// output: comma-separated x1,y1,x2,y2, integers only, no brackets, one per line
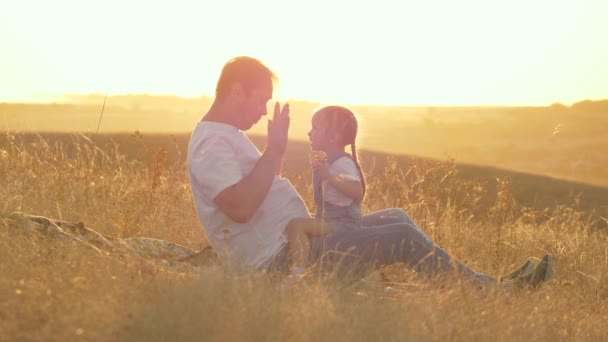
275,156,284,176
213,103,290,223
213,150,281,223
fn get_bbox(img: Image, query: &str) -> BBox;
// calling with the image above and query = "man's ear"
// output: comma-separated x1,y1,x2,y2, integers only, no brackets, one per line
228,82,245,101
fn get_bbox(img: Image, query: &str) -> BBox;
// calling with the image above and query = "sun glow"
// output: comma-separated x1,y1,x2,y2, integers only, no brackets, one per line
1,0,607,105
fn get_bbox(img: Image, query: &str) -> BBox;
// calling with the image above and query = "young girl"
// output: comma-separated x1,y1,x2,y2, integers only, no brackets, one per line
286,105,366,278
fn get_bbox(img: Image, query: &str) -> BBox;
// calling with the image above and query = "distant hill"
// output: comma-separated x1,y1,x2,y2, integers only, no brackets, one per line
1,96,607,187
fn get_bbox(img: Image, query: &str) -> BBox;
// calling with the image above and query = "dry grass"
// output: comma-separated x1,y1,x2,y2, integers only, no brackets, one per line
1,132,607,341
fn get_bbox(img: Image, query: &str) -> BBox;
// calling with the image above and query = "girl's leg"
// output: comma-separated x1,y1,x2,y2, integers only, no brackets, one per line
286,220,312,271
287,218,331,272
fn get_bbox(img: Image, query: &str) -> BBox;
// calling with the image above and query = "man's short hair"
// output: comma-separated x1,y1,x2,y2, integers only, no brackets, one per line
215,56,278,98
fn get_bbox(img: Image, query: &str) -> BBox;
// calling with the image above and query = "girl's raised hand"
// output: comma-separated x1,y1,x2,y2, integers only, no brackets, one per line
312,158,330,180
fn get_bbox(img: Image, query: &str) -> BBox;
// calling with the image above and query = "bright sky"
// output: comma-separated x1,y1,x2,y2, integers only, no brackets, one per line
1,0,607,105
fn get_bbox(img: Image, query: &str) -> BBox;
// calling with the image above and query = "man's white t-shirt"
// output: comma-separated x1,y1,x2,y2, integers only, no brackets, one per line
323,156,362,206
187,121,310,270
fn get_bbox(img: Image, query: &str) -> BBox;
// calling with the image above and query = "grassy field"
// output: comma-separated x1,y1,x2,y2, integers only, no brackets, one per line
1,131,607,341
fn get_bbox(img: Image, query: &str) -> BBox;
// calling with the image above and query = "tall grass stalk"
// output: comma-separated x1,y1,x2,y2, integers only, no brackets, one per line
96,90,108,134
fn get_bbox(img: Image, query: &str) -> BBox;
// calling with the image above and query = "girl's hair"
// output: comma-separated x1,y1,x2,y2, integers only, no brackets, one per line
314,106,366,199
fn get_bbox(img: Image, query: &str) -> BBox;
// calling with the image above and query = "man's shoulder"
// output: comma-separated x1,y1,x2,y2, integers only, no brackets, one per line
193,122,237,138
190,123,241,148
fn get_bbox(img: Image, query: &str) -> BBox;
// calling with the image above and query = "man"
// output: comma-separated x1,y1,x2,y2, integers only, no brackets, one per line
187,56,307,271
187,56,553,288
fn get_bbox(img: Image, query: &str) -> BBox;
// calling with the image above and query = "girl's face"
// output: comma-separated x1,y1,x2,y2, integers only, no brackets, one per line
308,113,331,151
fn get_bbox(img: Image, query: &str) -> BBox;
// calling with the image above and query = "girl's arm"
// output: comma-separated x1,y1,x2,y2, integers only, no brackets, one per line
325,176,363,203
315,157,364,203
320,163,363,202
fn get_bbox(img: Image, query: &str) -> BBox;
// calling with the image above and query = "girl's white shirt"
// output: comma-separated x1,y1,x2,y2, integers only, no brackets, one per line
323,156,362,206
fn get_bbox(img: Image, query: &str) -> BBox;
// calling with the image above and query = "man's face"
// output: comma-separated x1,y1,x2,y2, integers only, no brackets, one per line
235,79,273,131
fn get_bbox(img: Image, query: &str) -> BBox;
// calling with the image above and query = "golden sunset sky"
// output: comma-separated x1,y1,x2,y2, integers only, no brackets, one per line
1,0,607,106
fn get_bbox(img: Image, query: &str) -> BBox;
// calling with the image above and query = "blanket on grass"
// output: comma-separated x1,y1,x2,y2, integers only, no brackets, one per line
2,212,220,273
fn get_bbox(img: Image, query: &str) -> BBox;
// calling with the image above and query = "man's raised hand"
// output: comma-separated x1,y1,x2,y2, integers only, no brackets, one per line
266,102,290,159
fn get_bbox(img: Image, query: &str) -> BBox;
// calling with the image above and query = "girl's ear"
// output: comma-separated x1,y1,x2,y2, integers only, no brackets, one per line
329,132,343,144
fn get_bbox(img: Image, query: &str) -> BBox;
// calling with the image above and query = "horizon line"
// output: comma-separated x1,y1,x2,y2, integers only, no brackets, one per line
1,92,607,108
